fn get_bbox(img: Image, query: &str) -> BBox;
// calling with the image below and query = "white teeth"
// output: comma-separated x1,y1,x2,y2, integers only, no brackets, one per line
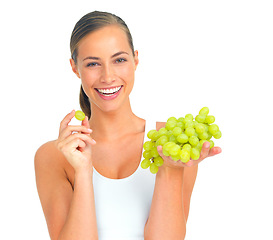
97,86,121,95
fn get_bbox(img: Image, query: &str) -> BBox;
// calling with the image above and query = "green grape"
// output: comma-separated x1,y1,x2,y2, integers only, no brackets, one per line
176,121,185,130
151,131,160,141
143,150,152,159
185,114,193,121
182,143,192,152
167,117,177,122
169,144,181,156
198,132,209,140
199,107,209,116
162,149,170,156
150,162,159,174
195,114,206,123
177,117,184,122
190,148,200,160
168,135,178,143
177,133,189,143
171,154,180,161
75,110,85,121
150,147,159,157
205,115,215,124
208,124,219,135
185,127,195,137
185,121,194,128
163,142,176,152
165,121,177,130
158,127,168,137
208,140,214,148
156,136,168,146
141,158,151,169
147,130,157,140
143,141,153,151
172,127,182,136
154,156,164,166
179,149,190,163
189,135,199,147
213,130,222,139
166,130,173,138
195,123,205,134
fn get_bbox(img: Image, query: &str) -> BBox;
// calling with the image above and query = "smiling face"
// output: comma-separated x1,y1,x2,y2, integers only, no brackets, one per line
70,25,139,114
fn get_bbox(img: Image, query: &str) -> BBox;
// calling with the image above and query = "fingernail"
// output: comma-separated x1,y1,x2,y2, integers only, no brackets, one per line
87,128,92,132
92,139,96,144
205,142,210,148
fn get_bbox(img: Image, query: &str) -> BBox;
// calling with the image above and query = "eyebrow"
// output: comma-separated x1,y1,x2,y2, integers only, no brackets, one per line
83,51,129,61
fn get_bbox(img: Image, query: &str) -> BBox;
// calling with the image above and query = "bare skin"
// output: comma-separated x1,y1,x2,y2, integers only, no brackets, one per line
35,25,222,240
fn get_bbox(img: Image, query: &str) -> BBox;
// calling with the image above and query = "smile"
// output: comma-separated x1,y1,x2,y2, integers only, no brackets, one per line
95,85,123,96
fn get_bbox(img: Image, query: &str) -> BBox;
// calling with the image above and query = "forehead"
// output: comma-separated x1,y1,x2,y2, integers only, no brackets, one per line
77,25,130,57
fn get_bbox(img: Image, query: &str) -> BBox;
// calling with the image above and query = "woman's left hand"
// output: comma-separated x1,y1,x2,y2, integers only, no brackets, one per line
157,141,222,168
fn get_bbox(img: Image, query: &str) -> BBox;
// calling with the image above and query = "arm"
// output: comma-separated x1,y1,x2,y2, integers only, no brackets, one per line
35,111,98,240
35,141,98,240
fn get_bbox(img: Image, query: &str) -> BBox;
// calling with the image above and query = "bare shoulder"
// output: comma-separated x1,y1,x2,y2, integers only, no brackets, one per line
34,140,66,173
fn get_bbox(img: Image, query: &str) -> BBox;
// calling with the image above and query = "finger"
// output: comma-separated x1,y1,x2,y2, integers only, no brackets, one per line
207,146,222,157
58,133,96,151
59,110,75,133
59,125,92,140
81,116,91,135
199,141,211,160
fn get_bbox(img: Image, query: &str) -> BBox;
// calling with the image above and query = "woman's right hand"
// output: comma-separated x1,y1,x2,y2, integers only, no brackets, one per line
55,110,96,172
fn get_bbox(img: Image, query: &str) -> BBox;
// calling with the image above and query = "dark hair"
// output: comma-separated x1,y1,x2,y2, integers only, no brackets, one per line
70,11,135,118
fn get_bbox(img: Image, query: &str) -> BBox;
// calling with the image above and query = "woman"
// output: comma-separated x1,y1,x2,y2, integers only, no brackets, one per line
35,11,221,240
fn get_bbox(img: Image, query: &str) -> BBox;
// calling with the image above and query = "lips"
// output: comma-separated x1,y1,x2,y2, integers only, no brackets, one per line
95,85,123,100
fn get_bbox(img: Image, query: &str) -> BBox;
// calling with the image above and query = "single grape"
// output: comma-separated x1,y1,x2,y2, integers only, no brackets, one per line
195,123,205,134
143,150,152,159
158,127,168,137
185,114,193,121
75,110,85,121
198,131,209,140
150,147,159,158
150,162,159,174
170,154,180,161
179,149,190,163
208,140,214,148
172,127,182,136
177,133,189,143
208,124,219,135
185,127,195,137
156,136,168,146
143,141,153,151
189,135,199,146
195,114,206,123
185,121,194,129
199,107,209,116
176,121,185,130
177,117,184,122
182,143,192,152
141,159,151,169
213,130,222,139
169,144,181,156
165,121,177,130
147,130,157,140
162,149,170,156
205,115,215,124
190,148,200,160
154,156,164,166
163,142,176,152
168,135,178,143
167,117,177,122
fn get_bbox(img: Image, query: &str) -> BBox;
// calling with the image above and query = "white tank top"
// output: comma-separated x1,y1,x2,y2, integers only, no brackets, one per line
92,119,156,240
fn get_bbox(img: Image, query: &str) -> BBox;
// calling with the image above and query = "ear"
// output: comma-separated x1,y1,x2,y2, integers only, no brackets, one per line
134,50,139,70
69,58,81,78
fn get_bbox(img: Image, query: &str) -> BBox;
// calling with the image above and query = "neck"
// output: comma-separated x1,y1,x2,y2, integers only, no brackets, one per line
89,100,144,141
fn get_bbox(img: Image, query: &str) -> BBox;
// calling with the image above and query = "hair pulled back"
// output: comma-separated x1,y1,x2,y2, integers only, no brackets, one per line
70,11,135,119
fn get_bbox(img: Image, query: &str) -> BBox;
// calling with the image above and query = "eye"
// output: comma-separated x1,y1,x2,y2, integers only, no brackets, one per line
86,62,99,67
115,58,127,63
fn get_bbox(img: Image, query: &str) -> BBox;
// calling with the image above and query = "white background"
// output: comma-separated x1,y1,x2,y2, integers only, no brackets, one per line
1,0,272,239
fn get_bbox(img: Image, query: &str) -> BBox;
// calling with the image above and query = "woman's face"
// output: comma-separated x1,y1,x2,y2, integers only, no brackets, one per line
70,25,139,114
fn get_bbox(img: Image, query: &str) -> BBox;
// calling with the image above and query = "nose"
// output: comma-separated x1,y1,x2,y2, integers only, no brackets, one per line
100,64,115,84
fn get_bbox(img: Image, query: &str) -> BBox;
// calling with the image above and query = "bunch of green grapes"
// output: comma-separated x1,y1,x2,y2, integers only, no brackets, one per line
141,107,222,174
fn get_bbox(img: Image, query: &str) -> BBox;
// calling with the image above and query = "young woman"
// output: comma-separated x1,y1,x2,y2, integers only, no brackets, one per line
34,11,221,240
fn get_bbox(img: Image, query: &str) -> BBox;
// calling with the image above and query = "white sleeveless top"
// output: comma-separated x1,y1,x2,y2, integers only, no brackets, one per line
92,119,156,240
